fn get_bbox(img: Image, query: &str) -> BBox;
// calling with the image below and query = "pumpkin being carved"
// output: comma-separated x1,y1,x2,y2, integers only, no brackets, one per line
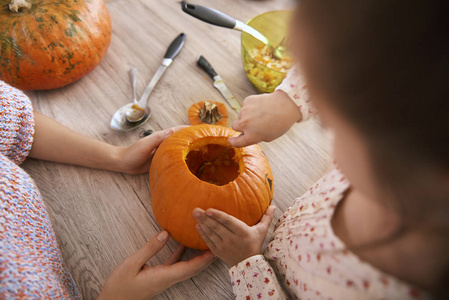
0,0,111,90
149,124,274,250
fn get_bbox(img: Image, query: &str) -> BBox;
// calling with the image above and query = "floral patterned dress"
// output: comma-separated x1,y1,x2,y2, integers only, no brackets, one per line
0,81,81,299
228,67,430,300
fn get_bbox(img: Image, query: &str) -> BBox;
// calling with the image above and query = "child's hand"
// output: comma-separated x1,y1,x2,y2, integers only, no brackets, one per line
193,206,276,267
228,91,301,148
98,231,215,300
116,126,187,174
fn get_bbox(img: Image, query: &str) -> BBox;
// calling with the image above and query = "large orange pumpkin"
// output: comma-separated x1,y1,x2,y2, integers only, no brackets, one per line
149,124,274,250
0,0,111,90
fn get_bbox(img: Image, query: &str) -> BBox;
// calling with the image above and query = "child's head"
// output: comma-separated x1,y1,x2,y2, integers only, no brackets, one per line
292,1,448,225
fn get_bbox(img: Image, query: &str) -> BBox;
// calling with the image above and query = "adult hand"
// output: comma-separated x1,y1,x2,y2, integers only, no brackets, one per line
116,126,187,174
193,206,276,267
98,231,215,300
228,91,301,148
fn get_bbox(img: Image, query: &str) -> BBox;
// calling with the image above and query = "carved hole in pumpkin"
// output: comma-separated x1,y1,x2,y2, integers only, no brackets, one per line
185,144,239,185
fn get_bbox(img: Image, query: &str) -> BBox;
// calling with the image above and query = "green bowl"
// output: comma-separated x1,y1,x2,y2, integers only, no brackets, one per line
241,10,294,93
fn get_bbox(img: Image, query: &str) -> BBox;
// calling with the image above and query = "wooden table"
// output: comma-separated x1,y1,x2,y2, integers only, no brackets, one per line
22,0,333,298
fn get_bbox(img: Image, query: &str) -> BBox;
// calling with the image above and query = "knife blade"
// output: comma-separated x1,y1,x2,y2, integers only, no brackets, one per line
197,55,241,112
136,33,186,108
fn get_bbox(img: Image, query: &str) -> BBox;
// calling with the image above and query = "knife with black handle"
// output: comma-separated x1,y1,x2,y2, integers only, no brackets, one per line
197,54,218,79
197,55,241,112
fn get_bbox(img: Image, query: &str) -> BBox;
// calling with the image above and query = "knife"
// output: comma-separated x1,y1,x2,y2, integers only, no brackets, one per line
197,55,241,112
136,33,186,109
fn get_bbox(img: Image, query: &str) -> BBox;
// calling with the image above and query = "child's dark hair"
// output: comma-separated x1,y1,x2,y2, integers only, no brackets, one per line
295,0,448,295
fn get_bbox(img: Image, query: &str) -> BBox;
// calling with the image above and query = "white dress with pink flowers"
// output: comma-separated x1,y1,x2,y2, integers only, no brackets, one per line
228,67,429,300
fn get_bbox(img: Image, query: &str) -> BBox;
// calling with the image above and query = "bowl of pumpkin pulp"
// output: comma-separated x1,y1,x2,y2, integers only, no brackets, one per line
149,125,274,250
241,10,294,93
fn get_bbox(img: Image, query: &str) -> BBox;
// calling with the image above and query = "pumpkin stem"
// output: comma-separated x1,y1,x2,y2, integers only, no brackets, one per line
199,101,223,125
9,0,31,13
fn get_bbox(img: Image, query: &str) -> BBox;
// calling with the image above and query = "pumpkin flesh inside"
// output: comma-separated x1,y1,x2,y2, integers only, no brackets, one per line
185,144,240,186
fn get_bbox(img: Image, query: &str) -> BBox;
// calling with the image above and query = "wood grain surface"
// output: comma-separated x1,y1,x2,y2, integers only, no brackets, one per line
21,0,333,299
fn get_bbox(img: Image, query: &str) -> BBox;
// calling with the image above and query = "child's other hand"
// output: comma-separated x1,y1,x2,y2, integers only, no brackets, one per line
116,126,187,174
98,231,215,300
228,91,301,148
193,206,276,267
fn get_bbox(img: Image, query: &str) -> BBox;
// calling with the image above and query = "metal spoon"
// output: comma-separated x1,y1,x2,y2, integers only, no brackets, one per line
110,33,186,131
130,67,138,102
110,67,151,130
181,1,287,59
124,67,147,122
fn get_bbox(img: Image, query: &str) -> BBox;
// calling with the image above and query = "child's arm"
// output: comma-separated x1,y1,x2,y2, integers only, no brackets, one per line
29,112,185,174
229,65,316,148
228,91,301,147
193,206,290,299
229,255,288,299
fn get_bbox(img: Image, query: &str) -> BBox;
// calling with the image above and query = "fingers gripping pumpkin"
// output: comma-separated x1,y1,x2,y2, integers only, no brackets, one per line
149,125,274,250
0,0,111,90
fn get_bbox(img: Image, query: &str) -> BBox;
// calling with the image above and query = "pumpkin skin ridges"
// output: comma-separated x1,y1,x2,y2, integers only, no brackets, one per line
149,125,274,250
0,0,111,90
242,159,273,204
238,170,267,217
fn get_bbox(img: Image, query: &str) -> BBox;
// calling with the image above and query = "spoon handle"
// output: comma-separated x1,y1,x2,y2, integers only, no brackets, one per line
181,1,236,29
180,2,270,46
129,67,138,103
164,33,186,60
137,33,186,108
